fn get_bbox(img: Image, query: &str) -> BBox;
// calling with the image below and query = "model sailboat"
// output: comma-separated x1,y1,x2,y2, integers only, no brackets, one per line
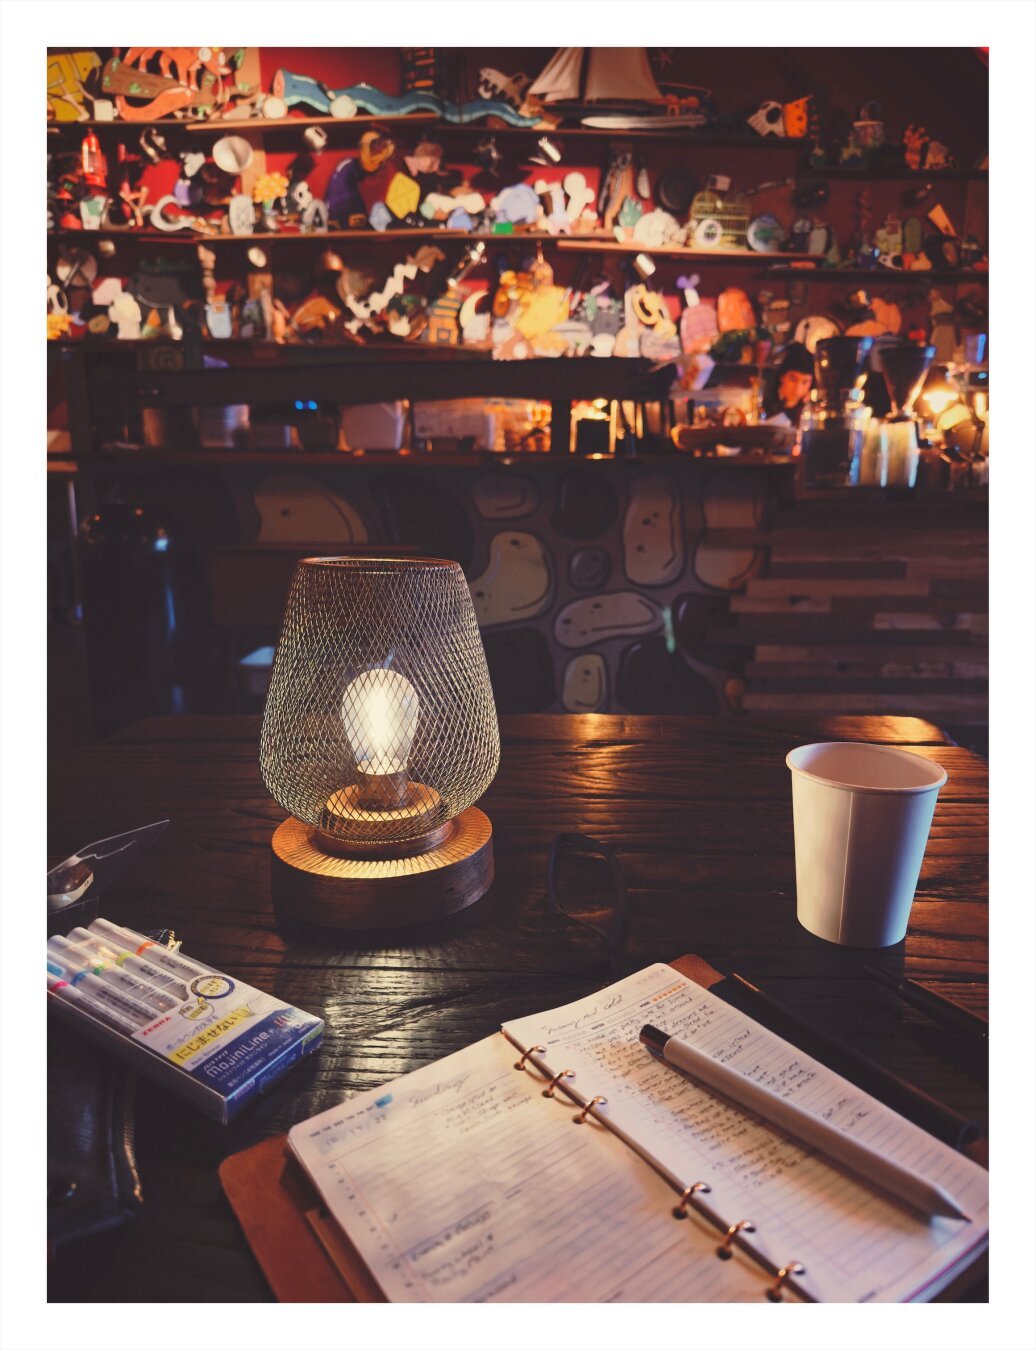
527,47,708,128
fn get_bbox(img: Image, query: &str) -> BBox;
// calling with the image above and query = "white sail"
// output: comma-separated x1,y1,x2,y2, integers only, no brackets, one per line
585,48,664,104
529,46,667,106
528,47,585,103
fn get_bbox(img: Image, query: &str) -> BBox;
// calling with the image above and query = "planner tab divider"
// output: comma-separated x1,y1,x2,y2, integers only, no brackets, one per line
504,1030,815,1304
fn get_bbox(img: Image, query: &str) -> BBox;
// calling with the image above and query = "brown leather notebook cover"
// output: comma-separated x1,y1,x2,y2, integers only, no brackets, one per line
219,954,985,1303
219,1131,376,1302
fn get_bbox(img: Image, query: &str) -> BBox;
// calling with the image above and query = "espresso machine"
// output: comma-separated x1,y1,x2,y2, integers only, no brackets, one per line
799,337,874,486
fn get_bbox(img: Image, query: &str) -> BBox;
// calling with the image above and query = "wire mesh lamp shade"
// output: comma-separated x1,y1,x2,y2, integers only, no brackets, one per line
261,557,500,929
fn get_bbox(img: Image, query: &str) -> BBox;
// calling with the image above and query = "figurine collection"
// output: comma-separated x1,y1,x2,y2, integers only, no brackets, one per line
47,47,988,361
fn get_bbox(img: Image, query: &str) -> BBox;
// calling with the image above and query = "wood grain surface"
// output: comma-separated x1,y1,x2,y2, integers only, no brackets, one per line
47,713,988,1302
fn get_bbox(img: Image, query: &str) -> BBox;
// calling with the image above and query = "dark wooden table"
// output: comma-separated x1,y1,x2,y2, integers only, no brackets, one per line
48,713,988,1303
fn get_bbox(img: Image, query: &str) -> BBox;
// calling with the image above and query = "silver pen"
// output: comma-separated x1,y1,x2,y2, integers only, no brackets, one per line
640,1024,969,1222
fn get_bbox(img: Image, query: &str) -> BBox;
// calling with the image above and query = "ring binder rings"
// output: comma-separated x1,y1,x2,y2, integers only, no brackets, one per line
573,1095,608,1124
672,1181,711,1218
766,1262,806,1303
513,1044,546,1071
542,1068,576,1098
503,1027,816,1303
716,1219,756,1260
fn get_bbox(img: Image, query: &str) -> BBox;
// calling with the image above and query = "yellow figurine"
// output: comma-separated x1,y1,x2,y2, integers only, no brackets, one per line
384,172,421,220
252,172,290,206
47,50,101,122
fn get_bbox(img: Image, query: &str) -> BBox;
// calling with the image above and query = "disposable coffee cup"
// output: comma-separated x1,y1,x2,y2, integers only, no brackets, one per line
786,742,947,947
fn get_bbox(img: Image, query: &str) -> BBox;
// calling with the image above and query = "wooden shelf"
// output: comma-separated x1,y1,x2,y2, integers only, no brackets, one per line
88,447,796,469
96,448,534,467
47,227,488,246
49,112,442,133
45,228,812,256
555,239,813,262
127,353,678,407
760,267,988,284
52,340,787,367
48,116,989,169
811,166,987,181
54,339,493,361
186,113,441,133
49,116,813,147
558,241,989,282
45,227,989,281
413,126,818,148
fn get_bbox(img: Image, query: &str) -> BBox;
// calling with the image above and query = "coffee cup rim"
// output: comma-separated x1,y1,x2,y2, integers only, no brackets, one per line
786,741,948,794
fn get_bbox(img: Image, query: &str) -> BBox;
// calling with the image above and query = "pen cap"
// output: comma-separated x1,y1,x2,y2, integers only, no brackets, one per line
66,926,115,956
88,918,211,980
88,917,153,953
67,926,190,997
48,934,86,957
639,1024,670,1056
787,743,947,947
46,943,93,972
49,933,114,973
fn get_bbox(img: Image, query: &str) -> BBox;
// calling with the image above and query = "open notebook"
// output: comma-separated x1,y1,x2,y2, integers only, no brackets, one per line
287,963,988,1303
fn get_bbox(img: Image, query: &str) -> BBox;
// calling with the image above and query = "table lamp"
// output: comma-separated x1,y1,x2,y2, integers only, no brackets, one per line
261,557,500,928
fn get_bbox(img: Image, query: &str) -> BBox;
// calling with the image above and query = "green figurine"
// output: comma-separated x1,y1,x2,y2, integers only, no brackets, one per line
617,197,643,230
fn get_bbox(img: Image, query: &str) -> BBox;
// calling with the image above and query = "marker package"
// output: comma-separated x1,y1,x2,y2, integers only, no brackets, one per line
47,920,324,1123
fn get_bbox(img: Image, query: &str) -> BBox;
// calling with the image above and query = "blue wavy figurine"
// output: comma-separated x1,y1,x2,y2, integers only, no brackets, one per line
270,68,538,126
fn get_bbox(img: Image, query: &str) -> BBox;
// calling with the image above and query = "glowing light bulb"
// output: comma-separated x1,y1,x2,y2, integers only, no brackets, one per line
923,384,959,417
341,668,419,776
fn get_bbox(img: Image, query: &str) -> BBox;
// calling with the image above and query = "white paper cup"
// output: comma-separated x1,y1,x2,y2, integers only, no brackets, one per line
786,742,948,947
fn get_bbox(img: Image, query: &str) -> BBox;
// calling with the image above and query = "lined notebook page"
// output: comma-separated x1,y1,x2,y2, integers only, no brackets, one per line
288,1033,767,1302
505,964,989,1304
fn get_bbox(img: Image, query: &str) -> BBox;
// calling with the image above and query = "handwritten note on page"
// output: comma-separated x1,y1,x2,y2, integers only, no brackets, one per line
288,1033,767,1302
504,964,989,1304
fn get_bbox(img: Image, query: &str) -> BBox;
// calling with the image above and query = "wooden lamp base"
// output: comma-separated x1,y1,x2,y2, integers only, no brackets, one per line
270,807,494,929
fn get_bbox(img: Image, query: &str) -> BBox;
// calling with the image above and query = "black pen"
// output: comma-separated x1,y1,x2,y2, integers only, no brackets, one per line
864,966,988,1043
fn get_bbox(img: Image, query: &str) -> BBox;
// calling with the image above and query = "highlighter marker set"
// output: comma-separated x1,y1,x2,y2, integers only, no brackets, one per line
46,918,323,1123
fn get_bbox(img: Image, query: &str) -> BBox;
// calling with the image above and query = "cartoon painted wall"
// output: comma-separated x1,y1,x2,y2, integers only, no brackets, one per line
95,457,782,716
457,462,773,714
227,459,778,714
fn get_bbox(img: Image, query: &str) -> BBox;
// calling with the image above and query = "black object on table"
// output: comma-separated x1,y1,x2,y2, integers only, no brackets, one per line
864,964,989,1045
724,971,981,1149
